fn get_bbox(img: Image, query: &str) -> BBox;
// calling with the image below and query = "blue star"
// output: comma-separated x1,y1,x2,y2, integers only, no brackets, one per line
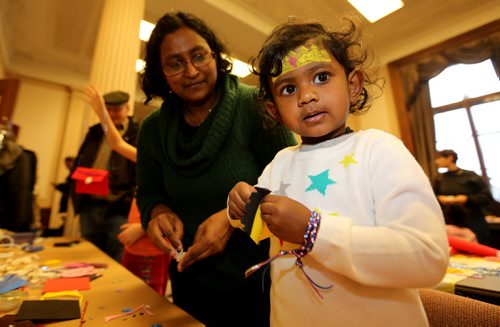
305,169,335,195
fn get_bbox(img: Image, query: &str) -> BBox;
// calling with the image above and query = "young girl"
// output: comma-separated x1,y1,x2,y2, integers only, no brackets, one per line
227,20,449,326
83,86,171,295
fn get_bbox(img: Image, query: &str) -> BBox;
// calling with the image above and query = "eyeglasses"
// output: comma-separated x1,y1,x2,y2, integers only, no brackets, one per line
163,51,215,76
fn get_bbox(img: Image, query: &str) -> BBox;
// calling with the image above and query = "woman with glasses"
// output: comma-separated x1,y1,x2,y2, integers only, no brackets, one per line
137,11,296,326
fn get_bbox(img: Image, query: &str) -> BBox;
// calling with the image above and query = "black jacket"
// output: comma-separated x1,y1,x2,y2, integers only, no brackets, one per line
71,117,138,215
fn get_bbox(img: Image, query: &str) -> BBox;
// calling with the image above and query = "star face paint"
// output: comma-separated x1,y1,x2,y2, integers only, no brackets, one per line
273,44,331,82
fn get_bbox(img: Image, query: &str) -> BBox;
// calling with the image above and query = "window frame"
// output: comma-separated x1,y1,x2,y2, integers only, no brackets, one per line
432,90,500,187
387,19,500,180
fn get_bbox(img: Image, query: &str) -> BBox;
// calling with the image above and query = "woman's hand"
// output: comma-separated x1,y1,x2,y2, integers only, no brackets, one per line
438,194,468,205
146,204,184,256
83,85,107,120
260,195,310,244
117,223,145,246
178,209,234,272
227,182,256,220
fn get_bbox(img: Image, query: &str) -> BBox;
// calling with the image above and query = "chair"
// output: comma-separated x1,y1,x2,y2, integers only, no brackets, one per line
419,288,500,326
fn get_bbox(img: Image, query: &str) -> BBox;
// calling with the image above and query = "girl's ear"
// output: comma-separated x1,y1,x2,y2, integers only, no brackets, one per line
348,70,363,103
265,102,282,122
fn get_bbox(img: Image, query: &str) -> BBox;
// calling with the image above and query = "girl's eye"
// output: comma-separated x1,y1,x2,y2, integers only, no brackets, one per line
314,72,330,84
281,84,297,95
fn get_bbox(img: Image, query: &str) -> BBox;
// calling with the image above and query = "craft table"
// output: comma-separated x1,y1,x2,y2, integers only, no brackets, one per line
1,237,203,326
434,253,500,305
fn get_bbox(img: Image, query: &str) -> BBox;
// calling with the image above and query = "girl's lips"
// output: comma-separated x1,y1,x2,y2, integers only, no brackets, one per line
303,111,325,122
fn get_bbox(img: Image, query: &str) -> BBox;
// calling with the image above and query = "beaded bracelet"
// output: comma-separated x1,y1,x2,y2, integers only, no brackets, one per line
245,210,332,299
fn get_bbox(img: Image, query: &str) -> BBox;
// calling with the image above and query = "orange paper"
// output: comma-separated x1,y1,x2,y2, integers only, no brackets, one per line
43,277,90,293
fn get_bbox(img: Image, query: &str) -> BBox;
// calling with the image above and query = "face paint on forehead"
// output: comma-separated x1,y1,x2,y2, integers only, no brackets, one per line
273,44,331,82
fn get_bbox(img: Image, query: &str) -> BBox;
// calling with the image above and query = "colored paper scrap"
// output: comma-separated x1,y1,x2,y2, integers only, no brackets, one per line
43,277,90,293
0,274,28,294
241,187,272,244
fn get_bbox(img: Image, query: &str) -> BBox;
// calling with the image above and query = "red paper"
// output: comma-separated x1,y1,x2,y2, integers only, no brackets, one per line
71,167,109,196
43,277,90,293
448,235,499,257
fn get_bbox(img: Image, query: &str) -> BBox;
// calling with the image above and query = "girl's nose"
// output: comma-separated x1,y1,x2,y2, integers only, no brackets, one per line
298,85,319,106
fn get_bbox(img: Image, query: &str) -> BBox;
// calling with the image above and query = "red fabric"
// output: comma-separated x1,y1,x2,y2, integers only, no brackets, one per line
71,167,109,196
121,251,171,295
121,199,172,295
448,235,499,257
124,199,165,256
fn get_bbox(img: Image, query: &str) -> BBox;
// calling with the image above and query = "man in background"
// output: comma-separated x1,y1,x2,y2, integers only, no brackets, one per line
71,91,138,261
0,122,36,232
433,149,492,245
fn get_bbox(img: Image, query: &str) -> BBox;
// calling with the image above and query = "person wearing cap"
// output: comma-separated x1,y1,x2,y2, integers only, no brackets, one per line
82,85,171,296
71,90,139,261
434,149,492,245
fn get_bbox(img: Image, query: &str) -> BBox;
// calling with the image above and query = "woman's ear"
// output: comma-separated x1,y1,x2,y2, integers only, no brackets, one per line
348,70,363,103
265,102,282,122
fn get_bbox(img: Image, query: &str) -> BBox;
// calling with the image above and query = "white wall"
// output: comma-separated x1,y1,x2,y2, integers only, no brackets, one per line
11,79,90,227
348,66,401,138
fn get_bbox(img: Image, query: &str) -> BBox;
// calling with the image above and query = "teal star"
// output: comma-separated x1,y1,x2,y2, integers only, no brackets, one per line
305,169,335,195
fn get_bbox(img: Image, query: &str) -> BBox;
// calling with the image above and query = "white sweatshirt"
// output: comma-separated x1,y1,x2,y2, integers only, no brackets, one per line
257,129,449,327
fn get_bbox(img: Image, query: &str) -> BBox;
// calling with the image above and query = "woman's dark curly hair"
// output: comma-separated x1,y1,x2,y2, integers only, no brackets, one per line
140,11,232,104
251,17,382,114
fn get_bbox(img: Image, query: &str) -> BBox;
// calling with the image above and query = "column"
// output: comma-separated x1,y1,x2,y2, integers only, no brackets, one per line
63,0,145,238
89,0,145,111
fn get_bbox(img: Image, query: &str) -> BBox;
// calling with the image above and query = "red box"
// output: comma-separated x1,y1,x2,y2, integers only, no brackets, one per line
71,167,109,196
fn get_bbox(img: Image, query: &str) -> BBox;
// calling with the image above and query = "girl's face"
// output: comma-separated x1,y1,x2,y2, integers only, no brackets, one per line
160,27,218,106
266,45,362,145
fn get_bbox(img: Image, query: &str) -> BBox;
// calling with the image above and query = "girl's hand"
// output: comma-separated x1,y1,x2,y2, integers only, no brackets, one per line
147,205,184,256
117,223,145,246
260,195,311,244
177,210,233,272
227,182,256,220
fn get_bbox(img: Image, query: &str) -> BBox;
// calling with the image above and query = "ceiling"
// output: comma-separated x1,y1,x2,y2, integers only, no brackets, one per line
0,0,499,87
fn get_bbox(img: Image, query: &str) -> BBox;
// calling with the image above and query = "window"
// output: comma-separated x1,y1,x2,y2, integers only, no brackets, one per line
430,59,500,201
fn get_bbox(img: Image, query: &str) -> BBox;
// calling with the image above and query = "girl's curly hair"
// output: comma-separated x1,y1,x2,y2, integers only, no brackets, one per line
251,17,383,115
139,11,232,104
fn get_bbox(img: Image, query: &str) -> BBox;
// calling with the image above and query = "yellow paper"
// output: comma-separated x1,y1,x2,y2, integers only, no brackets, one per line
250,206,272,244
273,44,331,82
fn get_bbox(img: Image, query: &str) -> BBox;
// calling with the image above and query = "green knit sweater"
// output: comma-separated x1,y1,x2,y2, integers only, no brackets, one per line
137,75,295,243
136,75,295,295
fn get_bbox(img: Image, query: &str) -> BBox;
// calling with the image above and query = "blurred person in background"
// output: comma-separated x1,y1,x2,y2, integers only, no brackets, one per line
70,90,138,261
434,149,492,245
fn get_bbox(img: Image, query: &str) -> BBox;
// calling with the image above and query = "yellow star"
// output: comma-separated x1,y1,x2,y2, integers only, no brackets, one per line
340,153,357,168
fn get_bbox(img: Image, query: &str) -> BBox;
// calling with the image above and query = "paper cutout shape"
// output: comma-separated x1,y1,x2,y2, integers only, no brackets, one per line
71,167,109,196
448,235,499,257
43,277,90,293
15,300,80,322
242,187,272,244
0,275,28,294
0,314,36,327
174,250,186,261
60,266,97,278
40,290,83,307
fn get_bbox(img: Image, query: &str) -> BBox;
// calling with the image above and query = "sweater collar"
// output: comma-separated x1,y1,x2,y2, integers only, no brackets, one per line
160,75,239,176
